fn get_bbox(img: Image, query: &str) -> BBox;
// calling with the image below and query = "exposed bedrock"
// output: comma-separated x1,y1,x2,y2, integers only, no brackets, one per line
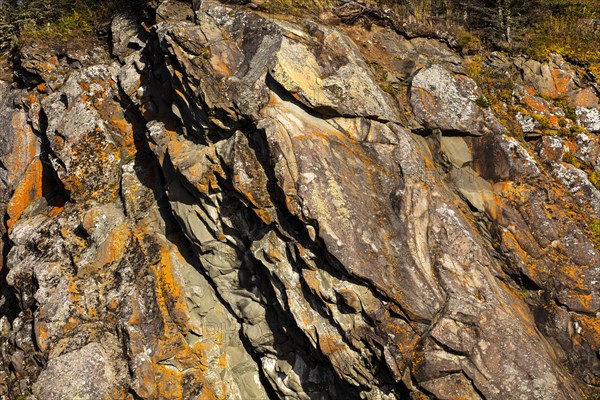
0,0,598,399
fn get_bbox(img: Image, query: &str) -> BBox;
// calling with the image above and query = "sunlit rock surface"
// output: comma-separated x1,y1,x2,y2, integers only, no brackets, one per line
0,1,598,399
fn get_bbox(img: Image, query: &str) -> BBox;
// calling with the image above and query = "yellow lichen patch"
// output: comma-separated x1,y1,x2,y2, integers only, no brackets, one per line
253,207,275,225
152,334,192,366
216,353,228,368
209,52,234,78
575,314,600,347
125,233,222,396
155,244,191,332
302,269,325,300
107,386,130,400
154,365,184,400
110,116,135,144
296,128,388,176
380,319,418,370
560,263,591,290
184,370,218,400
482,190,502,221
6,158,44,229
164,134,225,195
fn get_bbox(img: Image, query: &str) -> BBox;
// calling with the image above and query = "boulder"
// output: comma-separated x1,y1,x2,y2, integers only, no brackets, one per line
410,64,503,135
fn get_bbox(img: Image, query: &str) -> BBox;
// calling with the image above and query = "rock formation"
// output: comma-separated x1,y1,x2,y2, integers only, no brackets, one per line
0,0,598,399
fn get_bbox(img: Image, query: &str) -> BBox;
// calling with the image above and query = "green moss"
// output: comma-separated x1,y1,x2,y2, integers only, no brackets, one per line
570,124,587,135
475,95,491,108
556,127,575,137
380,82,399,96
1,0,153,50
564,107,578,121
589,170,600,190
531,113,551,129
563,151,583,167
590,220,600,249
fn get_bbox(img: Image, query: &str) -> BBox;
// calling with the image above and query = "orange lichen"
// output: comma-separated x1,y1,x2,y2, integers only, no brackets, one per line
318,333,345,357
575,314,600,346
6,158,44,229
551,69,572,98
524,85,537,96
209,53,234,77
523,96,552,114
82,224,132,275
216,353,228,368
34,320,50,353
569,88,599,108
6,111,38,182
154,365,184,400
155,244,190,331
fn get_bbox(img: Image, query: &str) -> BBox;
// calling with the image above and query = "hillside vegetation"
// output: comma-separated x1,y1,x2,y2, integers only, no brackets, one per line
0,0,153,49
1,0,599,68
258,0,600,66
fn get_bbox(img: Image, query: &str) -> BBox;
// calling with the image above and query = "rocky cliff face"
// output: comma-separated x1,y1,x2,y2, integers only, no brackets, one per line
0,1,598,399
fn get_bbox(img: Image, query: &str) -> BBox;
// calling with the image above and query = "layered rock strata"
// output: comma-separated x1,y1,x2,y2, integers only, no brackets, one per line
0,1,598,399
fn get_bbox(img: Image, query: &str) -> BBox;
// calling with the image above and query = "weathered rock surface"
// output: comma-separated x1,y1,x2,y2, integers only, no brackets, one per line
410,64,504,135
0,1,598,399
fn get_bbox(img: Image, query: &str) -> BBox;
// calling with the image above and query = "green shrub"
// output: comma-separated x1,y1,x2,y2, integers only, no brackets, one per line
458,29,482,55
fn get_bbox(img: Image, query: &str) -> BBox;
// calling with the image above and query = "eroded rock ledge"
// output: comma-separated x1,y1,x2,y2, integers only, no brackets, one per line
0,1,598,399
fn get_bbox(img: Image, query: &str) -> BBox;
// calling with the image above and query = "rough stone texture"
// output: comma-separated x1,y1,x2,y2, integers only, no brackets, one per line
514,55,600,132
515,54,578,100
576,107,600,132
410,64,504,135
0,1,598,400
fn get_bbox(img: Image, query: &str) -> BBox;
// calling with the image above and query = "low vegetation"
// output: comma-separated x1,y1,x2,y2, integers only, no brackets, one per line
590,220,600,249
1,0,599,67
0,0,154,50
258,0,600,66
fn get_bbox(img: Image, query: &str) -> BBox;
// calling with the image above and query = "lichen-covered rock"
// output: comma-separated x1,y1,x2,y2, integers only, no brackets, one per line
576,106,600,132
0,1,598,399
514,54,578,99
410,64,503,135
32,342,129,400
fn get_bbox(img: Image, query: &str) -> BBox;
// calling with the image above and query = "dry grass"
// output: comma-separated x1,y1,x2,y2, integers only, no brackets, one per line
3,0,600,68
524,15,600,64
260,0,600,67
